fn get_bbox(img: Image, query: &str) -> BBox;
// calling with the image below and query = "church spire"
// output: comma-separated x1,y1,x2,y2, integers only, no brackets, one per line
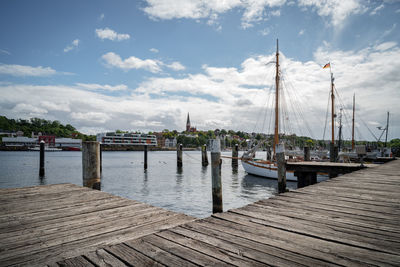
186,113,191,132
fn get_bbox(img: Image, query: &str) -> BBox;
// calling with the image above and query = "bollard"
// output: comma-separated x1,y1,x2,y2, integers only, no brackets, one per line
39,140,45,177
304,146,310,161
211,139,223,213
82,141,101,190
276,144,286,194
144,145,148,170
177,144,183,168
201,144,209,166
232,143,238,167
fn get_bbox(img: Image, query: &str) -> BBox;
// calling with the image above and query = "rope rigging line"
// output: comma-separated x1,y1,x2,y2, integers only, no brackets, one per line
322,91,331,141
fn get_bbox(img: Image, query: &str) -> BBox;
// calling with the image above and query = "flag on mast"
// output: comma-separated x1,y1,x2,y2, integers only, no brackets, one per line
323,62,330,69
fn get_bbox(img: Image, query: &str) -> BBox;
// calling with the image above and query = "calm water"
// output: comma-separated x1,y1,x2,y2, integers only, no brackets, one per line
0,150,304,218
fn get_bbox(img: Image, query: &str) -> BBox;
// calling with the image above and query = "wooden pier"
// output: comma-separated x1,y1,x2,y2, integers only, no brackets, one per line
0,184,194,266
1,160,399,266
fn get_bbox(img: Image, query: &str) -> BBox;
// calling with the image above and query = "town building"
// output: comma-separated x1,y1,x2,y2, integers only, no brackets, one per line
165,137,177,148
96,132,157,146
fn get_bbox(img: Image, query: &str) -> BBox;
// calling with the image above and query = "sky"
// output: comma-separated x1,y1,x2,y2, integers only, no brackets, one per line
0,0,399,142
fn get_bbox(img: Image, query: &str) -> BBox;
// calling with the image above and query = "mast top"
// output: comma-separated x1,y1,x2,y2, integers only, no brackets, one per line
276,39,279,54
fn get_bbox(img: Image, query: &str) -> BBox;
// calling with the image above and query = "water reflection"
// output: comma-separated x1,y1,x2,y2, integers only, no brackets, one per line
0,151,309,218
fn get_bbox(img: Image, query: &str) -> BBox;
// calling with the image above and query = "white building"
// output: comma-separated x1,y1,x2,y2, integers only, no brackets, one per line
55,138,81,148
97,132,157,146
165,137,177,148
2,136,37,147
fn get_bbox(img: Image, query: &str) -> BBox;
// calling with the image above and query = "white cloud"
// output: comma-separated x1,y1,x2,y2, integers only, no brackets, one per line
375,42,397,51
0,49,11,55
298,29,305,35
298,0,366,27
76,83,128,91
101,52,185,73
64,39,80,53
101,52,163,73
166,61,186,71
95,28,130,41
0,64,57,77
259,27,271,36
150,48,159,53
71,112,111,124
12,103,48,115
142,0,363,29
370,4,384,15
1,42,399,138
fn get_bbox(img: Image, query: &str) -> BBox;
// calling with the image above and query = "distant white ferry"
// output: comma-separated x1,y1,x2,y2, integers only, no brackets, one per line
96,132,157,146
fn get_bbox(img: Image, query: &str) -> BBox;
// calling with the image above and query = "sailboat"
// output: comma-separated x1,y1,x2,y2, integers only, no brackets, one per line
241,39,297,181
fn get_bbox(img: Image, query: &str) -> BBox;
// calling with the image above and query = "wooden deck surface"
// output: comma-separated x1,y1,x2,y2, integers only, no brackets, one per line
0,184,194,266
58,160,400,266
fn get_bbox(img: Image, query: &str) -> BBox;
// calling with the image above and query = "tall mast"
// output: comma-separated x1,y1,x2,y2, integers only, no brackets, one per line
338,108,343,151
352,94,355,150
273,39,280,154
330,67,335,145
385,111,389,147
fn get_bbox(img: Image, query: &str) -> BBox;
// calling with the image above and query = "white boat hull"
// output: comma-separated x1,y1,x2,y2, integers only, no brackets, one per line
242,160,297,181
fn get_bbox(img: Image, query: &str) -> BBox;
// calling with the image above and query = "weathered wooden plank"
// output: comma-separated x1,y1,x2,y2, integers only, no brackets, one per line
181,220,351,266
246,203,400,242
256,199,400,233
0,205,161,249
156,229,267,266
105,243,163,266
170,225,332,266
0,209,172,260
225,207,400,254
142,234,231,266
207,214,400,266
259,197,400,228
56,256,95,267
0,200,146,235
125,238,196,266
84,248,127,267
287,190,400,209
1,213,193,266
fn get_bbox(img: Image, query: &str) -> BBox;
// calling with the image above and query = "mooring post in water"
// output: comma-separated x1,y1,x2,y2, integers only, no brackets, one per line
82,141,101,190
211,139,223,213
276,144,286,194
144,145,148,170
177,143,183,168
304,146,310,161
39,140,45,177
99,143,102,174
201,144,209,166
329,143,338,163
232,143,238,167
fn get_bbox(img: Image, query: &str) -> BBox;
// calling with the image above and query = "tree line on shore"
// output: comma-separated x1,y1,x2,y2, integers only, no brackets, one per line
0,115,399,156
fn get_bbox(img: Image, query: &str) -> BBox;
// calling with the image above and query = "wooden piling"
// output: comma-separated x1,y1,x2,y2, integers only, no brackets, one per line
99,143,102,173
82,141,101,190
177,144,183,168
201,144,209,166
39,140,45,177
232,143,238,167
211,139,222,213
276,144,286,194
304,146,310,161
144,145,148,170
